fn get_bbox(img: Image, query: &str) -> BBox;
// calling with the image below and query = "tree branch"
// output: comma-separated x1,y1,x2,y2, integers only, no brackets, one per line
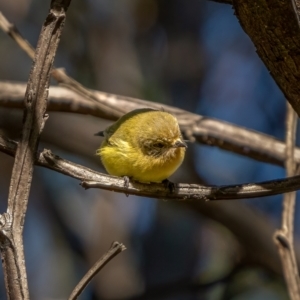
68,241,126,300
0,134,292,275
0,81,298,168
2,134,300,201
2,1,300,167
274,103,300,299
0,0,71,298
0,10,298,167
233,0,300,116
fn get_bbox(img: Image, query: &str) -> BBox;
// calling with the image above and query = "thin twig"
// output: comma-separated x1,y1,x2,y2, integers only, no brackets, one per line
2,135,300,201
79,176,300,200
68,241,126,300
0,1,71,299
274,103,300,300
0,81,299,168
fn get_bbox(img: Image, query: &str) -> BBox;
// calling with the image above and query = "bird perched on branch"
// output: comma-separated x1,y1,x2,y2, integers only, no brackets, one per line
95,108,187,184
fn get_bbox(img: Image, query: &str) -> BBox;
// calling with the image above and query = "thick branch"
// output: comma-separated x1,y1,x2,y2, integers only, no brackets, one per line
0,1,71,299
233,0,300,116
0,81,298,168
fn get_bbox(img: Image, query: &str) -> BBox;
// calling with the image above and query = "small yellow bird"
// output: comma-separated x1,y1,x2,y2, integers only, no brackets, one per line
95,108,187,183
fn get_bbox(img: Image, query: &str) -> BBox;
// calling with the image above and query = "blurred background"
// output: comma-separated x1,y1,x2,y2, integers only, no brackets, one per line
0,0,293,299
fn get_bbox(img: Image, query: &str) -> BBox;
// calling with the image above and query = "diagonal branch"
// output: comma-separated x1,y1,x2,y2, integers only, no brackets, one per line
233,0,300,116
0,0,71,299
0,11,299,167
68,241,126,300
0,81,298,168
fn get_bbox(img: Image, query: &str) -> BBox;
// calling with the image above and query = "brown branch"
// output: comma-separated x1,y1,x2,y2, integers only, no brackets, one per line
1,5,300,286
0,11,289,169
233,0,300,116
0,81,298,168
1,1,300,168
79,176,300,200
0,134,291,275
0,11,298,167
274,103,300,299
2,135,300,201
68,241,126,300
0,1,71,299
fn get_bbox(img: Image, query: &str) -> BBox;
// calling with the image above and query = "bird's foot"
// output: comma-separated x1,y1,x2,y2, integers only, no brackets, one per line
162,179,175,193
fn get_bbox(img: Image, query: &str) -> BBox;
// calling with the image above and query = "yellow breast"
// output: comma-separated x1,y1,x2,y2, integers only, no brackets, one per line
99,140,185,183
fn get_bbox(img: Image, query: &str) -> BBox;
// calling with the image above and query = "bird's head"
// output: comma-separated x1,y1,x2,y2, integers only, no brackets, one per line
142,137,187,158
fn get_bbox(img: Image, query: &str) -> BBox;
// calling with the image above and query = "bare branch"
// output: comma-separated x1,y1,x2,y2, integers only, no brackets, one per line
274,103,300,299
0,134,290,275
2,135,300,201
0,0,71,298
1,1,300,166
233,0,300,116
2,4,300,293
69,241,126,300
0,11,298,167
79,175,300,200
0,81,297,168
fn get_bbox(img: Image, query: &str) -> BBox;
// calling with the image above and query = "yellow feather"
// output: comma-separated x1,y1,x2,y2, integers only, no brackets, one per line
96,108,186,183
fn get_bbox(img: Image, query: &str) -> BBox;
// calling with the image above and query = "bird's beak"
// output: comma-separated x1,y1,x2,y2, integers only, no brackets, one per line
173,140,187,148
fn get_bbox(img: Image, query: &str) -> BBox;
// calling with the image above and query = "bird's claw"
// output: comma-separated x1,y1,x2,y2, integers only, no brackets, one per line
162,179,175,193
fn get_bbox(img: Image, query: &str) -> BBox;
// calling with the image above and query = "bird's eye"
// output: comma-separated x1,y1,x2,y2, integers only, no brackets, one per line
154,142,164,148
